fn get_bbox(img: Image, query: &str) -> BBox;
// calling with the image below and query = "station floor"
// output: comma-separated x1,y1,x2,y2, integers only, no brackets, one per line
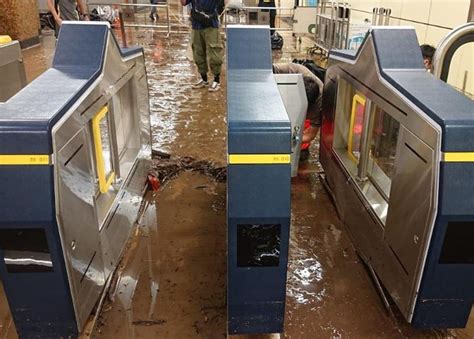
1,25,473,339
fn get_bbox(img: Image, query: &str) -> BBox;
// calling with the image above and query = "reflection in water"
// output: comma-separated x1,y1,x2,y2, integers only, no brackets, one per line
134,31,227,164
287,222,325,306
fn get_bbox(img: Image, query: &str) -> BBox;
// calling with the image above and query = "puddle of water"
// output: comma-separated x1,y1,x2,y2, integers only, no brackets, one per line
96,172,226,338
135,30,227,165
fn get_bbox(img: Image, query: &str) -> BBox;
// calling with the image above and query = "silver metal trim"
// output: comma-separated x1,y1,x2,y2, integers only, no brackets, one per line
50,27,152,330
432,22,474,79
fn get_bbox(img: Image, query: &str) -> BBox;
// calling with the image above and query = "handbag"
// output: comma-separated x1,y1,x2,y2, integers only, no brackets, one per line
191,0,217,27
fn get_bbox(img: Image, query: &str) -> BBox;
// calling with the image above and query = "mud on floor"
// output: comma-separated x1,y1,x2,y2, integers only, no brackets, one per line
95,172,227,338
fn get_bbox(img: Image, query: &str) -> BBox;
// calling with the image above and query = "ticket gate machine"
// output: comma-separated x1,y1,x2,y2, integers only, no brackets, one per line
320,27,474,328
0,36,27,102
226,25,306,334
0,22,151,337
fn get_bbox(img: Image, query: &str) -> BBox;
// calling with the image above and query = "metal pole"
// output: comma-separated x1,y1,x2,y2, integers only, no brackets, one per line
315,1,321,43
377,7,384,26
336,1,341,48
462,70,468,94
328,1,335,50
224,8,227,29
358,99,372,181
468,0,474,22
384,8,391,26
345,4,351,49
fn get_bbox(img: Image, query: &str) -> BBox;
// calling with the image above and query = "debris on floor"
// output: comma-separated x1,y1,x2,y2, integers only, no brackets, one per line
150,150,227,184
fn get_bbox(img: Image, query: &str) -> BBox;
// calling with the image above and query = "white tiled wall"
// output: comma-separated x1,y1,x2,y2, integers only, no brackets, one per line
399,0,431,23
447,44,474,96
343,0,473,96
428,0,471,29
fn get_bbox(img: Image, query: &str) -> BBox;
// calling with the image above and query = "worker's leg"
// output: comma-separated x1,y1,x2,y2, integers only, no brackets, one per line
191,29,209,80
150,0,158,20
204,27,223,83
270,9,276,35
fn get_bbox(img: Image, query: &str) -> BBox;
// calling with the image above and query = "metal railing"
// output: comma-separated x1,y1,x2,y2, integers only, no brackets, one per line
311,2,391,57
223,5,295,32
312,1,351,56
87,2,172,37
372,7,391,26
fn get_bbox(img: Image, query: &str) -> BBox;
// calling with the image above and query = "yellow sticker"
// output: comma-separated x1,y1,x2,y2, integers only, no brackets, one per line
0,35,12,44
444,152,474,162
228,154,291,164
0,155,50,165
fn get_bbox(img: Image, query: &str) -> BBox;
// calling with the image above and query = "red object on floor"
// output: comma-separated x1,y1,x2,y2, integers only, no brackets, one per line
147,174,160,191
301,119,311,150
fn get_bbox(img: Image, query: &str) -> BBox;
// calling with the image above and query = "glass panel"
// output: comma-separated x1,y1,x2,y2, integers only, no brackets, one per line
237,224,281,267
333,79,362,175
333,78,403,225
367,107,400,198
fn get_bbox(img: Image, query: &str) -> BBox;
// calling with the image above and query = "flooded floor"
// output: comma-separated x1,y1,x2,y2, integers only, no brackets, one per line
1,18,473,339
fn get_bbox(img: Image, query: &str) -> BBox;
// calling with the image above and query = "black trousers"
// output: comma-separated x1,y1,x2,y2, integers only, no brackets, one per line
258,1,276,34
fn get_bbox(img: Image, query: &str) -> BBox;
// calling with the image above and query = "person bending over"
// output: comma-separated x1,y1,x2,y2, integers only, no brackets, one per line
420,44,436,72
273,62,323,161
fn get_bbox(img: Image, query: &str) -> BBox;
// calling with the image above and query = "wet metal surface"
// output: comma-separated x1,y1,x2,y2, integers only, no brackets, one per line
1,22,474,338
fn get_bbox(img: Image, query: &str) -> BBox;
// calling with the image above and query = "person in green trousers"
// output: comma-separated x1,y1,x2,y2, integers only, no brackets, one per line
181,0,224,92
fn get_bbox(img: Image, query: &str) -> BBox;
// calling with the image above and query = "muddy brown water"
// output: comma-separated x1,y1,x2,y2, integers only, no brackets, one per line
1,23,473,338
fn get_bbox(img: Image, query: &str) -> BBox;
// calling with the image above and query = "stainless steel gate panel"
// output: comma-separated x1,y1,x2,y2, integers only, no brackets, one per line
383,126,436,312
0,22,151,337
100,157,150,277
52,31,151,316
57,128,105,328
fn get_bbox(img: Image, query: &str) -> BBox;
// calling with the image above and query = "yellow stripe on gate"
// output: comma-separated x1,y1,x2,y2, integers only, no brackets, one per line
0,155,50,165
228,154,291,164
444,152,474,162
0,35,12,45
